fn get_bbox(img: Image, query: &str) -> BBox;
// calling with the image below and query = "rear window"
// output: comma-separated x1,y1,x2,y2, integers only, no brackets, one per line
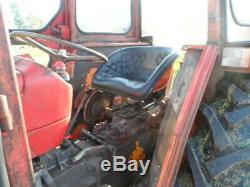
6,0,61,30
227,0,250,42
76,0,132,34
230,0,250,25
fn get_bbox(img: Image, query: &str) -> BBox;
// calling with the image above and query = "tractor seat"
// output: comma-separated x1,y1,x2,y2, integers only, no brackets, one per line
93,46,179,99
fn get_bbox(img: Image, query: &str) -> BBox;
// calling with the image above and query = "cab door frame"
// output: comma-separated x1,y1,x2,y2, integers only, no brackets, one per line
68,0,142,44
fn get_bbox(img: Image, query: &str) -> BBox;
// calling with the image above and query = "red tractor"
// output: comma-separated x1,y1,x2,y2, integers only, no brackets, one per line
0,0,249,187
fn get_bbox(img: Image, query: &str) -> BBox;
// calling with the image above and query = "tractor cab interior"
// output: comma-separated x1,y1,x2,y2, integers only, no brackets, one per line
3,0,181,186
2,0,250,187
9,29,178,187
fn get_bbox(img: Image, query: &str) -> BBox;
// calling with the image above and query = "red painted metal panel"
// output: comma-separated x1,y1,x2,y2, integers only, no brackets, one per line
154,67,173,92
0,1,34,186
15,58,72,131
15,58,73,157
28,117,70,158
207,0,224,43
157,46,218,187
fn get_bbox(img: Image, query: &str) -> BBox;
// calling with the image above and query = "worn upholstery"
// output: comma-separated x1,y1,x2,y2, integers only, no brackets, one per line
93,46,178,99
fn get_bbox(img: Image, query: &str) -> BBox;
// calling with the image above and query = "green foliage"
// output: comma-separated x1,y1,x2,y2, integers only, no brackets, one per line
9,1,26,29
9,1,44,29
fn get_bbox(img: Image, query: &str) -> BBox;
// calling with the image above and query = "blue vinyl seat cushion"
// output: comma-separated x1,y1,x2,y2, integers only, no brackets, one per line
93,46,178,99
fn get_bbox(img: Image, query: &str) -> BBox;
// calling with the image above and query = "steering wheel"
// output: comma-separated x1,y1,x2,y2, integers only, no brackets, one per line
10,31,108,63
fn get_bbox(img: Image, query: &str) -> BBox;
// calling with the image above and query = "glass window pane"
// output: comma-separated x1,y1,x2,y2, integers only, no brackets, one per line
76,0,131,34
230,0,250,25
5,0,61,30
141,0,207,47
227,0,250,42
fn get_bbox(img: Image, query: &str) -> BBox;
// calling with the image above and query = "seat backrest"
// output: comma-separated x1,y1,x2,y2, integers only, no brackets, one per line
93,46,178,99
107,46,174,82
